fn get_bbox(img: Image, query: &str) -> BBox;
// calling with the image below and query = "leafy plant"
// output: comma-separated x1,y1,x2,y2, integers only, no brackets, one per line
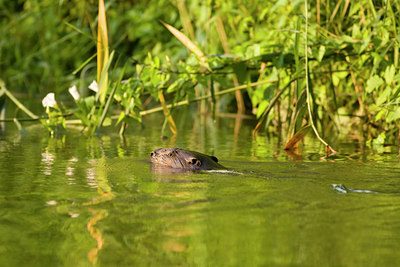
0,0,399,147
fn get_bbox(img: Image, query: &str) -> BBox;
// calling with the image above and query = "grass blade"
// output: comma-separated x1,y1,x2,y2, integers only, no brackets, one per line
284,125,311,150
158,91,177,135
161,21,206,63
97,0,109,104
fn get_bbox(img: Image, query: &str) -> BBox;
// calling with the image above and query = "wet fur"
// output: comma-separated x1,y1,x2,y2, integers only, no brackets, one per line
150,147,225,171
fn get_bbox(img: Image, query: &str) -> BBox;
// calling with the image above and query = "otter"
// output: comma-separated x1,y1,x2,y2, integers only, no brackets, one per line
150,147,226,171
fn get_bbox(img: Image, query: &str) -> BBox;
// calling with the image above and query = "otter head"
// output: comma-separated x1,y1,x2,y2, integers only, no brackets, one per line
150,147,220,170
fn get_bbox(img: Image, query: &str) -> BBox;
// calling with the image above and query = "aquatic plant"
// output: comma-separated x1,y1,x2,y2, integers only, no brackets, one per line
41,93,66,136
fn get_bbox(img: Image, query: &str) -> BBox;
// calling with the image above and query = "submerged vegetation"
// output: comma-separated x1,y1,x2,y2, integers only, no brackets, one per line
0,0,399,149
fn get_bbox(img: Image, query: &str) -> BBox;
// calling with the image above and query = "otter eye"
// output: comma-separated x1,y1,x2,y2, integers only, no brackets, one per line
169,153,173,157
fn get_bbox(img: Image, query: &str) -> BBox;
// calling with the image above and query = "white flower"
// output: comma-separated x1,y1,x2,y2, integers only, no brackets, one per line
88,80,98,92
42,93,57,108
46,200,57,206
68,85,80,100
69,212,80,218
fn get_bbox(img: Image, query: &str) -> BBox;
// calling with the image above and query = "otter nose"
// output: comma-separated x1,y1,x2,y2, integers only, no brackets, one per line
150,151,157,157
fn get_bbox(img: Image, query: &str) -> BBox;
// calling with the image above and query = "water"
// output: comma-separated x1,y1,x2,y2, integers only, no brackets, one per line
1,112,400,266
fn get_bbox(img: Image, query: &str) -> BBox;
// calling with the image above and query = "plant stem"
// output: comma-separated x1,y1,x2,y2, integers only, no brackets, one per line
304,0,336,154
139,79,277,116
0,80,38,119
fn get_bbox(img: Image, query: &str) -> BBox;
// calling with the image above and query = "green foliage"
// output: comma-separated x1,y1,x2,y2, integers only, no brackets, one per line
41,94,66,136
1,0,400,143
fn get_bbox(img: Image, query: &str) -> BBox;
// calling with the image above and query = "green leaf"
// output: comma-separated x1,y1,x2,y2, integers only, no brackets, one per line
387,107,400,122
232,62,248,84
256,100,269,118
384,65,395,84
359,34,370,54
376,87,391,106
332,71,347,87
332,73,340,87
317,45,325,62
373,133,386,146
247,44,261,57
342,35,356,43
349,3,361,16
116,112,125,125
352,24,360,39
102,117,112,127
375,109,386,121
83,96,95,108
167,78,185,93
207,57,224,70
366,75,384,93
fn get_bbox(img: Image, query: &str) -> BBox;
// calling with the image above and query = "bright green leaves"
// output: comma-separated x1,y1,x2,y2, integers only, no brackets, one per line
4,0,399,142
332,71,348,87
73,96,96,127
252,85,275,119
366,75,384,93
368,65,397,110
384,65,395,84
386,107,400,122
256,100,269,119
114,78,143,125
367,63,399,146
376,87,391,107
166,76,195,94
366,132,386,147
316,45,326,62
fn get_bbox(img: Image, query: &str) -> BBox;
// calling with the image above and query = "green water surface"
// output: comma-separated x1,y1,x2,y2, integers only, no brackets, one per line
0,113,399,266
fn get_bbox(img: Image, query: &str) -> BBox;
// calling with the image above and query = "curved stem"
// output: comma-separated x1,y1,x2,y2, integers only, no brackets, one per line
0,81,38,119
304,0,337,154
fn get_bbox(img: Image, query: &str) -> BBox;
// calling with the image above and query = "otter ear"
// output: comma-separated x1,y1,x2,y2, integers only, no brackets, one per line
211,156,218,163
188,158,201,166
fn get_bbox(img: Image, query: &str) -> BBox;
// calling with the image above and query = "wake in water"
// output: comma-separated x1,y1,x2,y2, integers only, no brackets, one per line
332,184,378,194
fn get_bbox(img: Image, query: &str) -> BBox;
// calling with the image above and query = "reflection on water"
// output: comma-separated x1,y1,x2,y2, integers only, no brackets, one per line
41,151,55,176
0,113,400,266
86,160,98,188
